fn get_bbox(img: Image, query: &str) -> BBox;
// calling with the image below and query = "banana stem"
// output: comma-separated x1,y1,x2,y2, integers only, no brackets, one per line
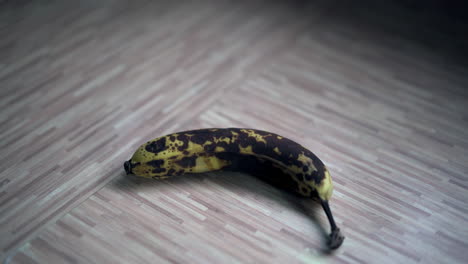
321,200,337,231
321,199,344,249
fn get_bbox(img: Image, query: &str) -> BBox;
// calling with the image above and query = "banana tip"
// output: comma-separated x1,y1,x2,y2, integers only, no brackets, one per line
124,160,132,175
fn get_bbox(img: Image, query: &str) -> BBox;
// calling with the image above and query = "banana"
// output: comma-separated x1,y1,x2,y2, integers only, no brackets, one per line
124,128,344,249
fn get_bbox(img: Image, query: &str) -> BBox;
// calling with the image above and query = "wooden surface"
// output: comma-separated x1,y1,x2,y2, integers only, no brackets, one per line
1,0,468,263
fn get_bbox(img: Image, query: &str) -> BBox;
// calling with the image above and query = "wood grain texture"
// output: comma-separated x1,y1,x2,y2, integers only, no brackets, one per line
1,0,467,263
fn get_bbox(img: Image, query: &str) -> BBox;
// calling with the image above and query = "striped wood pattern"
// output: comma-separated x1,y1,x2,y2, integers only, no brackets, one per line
1,0,467,263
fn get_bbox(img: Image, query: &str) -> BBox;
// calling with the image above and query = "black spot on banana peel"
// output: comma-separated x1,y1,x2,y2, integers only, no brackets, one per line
124,128,344,249
145,137,167,153
176,156,197,168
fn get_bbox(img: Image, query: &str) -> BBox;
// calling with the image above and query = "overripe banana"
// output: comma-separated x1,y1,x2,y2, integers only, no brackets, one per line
124,128,344,249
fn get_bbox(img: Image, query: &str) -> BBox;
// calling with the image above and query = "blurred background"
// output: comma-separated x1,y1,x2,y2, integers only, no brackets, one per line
1,0,467,263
